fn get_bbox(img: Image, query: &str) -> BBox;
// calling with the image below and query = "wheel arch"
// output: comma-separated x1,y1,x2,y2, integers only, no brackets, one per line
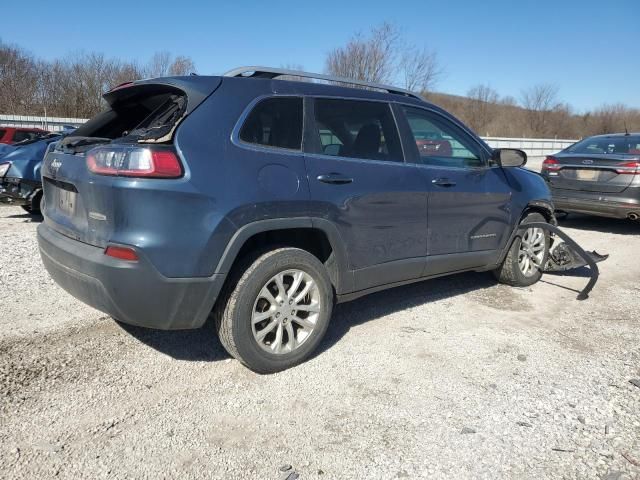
520,200,557,225
214,218,353,294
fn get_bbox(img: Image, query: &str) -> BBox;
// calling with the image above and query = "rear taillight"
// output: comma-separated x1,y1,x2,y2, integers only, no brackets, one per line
615,160,640,175
541,156,560,172
86,145,182,178
105,245,139,261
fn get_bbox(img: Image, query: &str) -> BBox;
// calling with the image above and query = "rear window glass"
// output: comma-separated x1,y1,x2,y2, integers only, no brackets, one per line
72,88,187,142
566,136,640,155
239,97,303,150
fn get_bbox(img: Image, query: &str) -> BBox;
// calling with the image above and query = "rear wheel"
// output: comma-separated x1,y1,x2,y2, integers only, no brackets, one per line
494,212,550,287
215,248,333,373
21,192,42,215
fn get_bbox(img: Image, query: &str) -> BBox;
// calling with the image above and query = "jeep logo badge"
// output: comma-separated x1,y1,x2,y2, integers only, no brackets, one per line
50,158,63,176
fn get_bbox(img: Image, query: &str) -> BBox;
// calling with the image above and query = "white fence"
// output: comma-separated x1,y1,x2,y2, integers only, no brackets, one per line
0,114,87,132
1,114,577,172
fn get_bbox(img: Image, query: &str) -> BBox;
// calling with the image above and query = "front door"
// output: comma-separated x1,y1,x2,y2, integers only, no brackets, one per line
304,97,428,292
398,105,512,275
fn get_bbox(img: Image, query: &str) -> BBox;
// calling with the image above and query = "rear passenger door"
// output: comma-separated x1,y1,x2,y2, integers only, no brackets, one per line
304,98,428,292
397,105,512,274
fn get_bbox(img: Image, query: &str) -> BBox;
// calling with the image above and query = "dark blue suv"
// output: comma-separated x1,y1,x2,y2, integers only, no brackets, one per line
37,67,554,373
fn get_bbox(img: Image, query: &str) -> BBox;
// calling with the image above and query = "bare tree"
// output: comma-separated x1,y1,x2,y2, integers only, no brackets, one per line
145,51,172,78
325,22,399,85
465,84,499,134
399,46,442,93
145,51,196,78
0,42,39,114
521,84,559,136
168,55,196,76
590,103,629,134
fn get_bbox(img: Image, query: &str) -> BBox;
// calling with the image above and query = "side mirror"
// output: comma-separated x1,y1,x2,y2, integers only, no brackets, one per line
492,148,527,168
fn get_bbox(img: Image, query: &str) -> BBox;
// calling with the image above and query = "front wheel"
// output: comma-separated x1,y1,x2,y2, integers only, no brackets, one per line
494,212,550,287
215,248,334,373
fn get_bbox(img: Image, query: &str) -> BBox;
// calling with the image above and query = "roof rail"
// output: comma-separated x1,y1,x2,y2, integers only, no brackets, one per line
223,66,422,100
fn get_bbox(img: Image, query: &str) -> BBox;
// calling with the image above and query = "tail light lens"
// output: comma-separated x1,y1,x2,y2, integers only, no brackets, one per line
105,245,139,261
615,160,640,175
86,145,182,178
541,156,560,172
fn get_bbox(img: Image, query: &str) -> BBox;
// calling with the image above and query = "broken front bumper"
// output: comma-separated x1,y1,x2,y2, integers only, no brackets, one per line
0,177,41,207
521,222,608,300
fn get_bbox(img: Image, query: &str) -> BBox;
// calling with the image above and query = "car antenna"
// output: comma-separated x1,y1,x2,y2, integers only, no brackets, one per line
624,121,629,136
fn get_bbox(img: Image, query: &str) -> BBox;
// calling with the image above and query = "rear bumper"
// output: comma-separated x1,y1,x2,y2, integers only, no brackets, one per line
0,178,40,207
551,187,640,219
37,223,225,330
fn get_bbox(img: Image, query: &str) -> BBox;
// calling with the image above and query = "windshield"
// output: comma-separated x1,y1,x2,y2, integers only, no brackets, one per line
565,135,640,155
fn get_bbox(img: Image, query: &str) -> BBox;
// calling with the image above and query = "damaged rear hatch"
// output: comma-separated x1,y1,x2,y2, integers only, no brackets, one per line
41,76,221,247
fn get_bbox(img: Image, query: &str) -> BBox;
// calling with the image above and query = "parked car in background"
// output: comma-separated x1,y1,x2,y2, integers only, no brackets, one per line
37,67,556,373
541,133,640,221
0,133,62,213
0,127,49,144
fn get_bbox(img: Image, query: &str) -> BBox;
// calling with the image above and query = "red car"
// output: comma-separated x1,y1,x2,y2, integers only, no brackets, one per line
0,127,49,144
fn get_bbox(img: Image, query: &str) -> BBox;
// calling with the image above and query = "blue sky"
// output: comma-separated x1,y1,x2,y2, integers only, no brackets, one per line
3,0,639,111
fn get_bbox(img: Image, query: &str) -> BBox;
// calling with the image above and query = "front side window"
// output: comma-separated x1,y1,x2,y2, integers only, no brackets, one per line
239,97,303,150
311,98,403,162
402,106,483,168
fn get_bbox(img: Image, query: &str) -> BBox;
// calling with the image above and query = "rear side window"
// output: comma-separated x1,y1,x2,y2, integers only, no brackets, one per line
311,98,402,162
0,129,6,139
239,97,303,150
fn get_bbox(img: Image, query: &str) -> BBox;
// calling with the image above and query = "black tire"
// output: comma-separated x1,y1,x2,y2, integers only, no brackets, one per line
21,192,42,215
494,212,550,287
214,247,334,374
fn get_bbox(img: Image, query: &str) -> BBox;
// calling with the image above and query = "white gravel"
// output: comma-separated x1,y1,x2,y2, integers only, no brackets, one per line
1,205,639,480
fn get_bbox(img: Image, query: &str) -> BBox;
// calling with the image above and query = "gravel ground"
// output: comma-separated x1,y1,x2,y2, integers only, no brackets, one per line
1,205,639,480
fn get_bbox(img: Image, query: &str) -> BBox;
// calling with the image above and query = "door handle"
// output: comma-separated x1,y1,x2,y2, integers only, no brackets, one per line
432,177,456,187
317,173,353,185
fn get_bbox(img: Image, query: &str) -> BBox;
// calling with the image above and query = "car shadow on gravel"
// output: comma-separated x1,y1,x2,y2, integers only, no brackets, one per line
557,213,638,235
316,271,496,357
4,212,43,222
116,320,230,362
117,272,496,364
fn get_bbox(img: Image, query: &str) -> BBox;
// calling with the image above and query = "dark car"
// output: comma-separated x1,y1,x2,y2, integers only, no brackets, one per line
0,134,62,213
0,127,49,144
541,133,640,220
37,67,555,373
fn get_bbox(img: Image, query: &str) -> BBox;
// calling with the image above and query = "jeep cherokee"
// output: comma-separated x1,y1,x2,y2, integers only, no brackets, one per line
37,67,554,373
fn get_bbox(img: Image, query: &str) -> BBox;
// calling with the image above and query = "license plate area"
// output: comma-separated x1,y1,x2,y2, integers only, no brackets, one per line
575,169,600,181
58,189,77,215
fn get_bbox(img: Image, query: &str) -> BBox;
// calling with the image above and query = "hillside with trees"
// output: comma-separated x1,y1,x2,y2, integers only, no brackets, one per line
1,30,638,138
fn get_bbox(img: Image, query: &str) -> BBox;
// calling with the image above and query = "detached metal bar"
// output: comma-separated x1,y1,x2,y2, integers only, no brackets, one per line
518,222,600,300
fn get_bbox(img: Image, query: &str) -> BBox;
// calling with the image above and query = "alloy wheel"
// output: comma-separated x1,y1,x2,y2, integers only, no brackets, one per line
518,227,546,277
251,269,321,354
